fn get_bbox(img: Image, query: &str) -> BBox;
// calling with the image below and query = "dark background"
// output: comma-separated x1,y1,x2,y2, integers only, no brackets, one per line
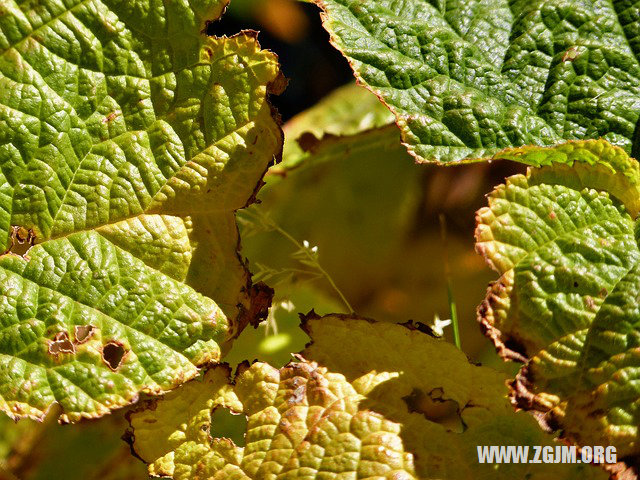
208,0,354,121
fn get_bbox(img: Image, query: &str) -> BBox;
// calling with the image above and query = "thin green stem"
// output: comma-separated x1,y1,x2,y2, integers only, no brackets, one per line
446,281,461,349
439,214,461,349
240,208,355,314
272,224,354,314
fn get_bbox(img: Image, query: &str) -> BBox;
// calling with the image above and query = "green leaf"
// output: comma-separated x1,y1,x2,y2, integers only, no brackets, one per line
280,82,397,171
301,314,604,480
476,140,640,470
128,359,417,480
313,0,640,163
0,0,282,422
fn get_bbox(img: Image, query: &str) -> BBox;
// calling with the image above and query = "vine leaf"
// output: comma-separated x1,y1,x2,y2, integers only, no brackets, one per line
301,314,604,479
476,140,640,476
129,313,604,479
0,0,282,422
279,82,398,171
128,359,417,480
313,0,640,163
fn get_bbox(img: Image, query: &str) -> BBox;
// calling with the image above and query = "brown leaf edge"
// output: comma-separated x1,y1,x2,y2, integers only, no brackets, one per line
474,212,640,479
298,309,443,342
509,363,640,480
475,270,529,363
204,26,285,340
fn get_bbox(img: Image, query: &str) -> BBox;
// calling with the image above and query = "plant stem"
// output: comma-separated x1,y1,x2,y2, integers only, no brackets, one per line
439,214,461,349
272,225,355,314
240,208,355,314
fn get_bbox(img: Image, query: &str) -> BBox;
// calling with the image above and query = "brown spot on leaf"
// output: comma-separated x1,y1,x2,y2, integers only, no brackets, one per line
599,237,612,247
549,210,557,220
287,385,306,406
74,325,95,344
399,319,439,337
102,342,127,370
102,111,120,123
584,295,597,311
48,332,76,356
562,46,580,62
297,131,322,153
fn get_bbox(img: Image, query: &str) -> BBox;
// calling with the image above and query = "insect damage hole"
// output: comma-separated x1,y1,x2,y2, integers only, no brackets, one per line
102,342,127,370
403,387,465,433
74,325,95,344
5,226,36,257
209,407,247,447
48,332,76,356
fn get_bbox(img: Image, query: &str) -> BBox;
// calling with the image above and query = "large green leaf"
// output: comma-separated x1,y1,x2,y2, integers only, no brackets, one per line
0,0,282,422
476,140,640,473
313,0,640,163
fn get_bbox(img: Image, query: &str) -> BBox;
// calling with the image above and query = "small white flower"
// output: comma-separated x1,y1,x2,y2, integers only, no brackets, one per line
311,246,318,254
303,240,310,248
279,300,295,312
432,314,452,336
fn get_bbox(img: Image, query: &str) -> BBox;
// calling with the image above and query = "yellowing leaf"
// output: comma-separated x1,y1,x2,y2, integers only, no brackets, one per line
280,82,398,171
128,359,417,480
131,313,605,479
301,314,605,480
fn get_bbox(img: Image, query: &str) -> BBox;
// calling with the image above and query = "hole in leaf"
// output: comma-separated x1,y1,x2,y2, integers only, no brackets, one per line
574,281,579,287
102,342,127,370
209,407,247,447
74,325,95,344
5,226,36,257
48,332,75,356
403,387,464,432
